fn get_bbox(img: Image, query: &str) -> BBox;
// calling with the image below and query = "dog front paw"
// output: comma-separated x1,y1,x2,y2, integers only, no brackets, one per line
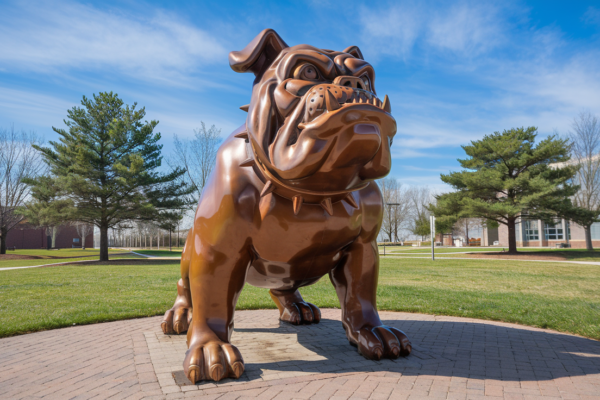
355,325,411,360
184,340,244,383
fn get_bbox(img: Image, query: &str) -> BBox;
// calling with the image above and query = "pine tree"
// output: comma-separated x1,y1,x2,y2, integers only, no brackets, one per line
431,127,578,253
29,92,194,260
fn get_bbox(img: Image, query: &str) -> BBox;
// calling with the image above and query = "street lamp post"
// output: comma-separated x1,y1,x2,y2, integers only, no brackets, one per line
430,215,436,261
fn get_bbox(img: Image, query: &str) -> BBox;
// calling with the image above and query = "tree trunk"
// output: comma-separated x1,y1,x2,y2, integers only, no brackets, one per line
585,225,594,251
169,228,172,252
0,227,6,254
100,225,109,261
507,218,517,254
51,226,58,248
81,233,86,249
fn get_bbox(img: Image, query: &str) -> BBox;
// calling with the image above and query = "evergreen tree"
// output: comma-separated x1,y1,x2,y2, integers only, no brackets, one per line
29,92,194,260
431,127,578,253
411,214,430,240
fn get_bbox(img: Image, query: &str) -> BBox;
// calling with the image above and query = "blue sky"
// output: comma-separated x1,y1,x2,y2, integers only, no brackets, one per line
1,0,600,192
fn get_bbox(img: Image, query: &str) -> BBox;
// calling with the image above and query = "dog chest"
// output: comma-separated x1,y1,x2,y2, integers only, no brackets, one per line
246,194,362,289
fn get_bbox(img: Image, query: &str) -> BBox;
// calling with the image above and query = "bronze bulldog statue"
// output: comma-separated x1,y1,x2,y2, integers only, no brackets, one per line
161,29,411,383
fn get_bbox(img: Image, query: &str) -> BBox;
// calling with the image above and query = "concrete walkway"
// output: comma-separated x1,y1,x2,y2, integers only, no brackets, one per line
382,256,600,266
1,309,599,399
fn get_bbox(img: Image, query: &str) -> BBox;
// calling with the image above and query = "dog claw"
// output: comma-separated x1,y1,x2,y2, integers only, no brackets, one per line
232,362,244,378
189,366,199,384
210,364,223,381
174,322,182,334
373,348,383,360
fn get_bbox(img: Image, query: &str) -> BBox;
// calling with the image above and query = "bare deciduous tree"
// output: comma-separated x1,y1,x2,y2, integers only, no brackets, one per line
0,127,44,253
171,123,221,203
74,222,93,248
453,218,484,245
408,186,433,240
378,177,411,243
568,111,600,250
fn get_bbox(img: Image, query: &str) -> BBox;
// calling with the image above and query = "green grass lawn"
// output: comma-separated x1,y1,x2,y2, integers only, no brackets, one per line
0,248,147,269
0,258,598,340
0,254,144,269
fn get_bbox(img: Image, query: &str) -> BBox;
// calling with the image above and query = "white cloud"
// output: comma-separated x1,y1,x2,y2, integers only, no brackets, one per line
426,3,504,55
358,1,505,59
0,87,76,131
0,86,243,151
583,6,600,26
0,1,228,84
359,4,422,59
361,2,600,154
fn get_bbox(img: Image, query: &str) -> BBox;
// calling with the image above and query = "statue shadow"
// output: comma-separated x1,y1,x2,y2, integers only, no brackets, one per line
228,317,600,383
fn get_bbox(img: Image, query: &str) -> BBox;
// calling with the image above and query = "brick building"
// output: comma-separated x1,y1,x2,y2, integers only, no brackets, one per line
5,222,94,249
497,217,597,248
435,225,499,247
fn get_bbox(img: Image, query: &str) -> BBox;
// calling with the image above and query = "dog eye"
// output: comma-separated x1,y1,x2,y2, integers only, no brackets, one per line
294,64,320,81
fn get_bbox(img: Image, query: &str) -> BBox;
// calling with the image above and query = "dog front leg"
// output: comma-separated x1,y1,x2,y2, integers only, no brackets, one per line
329,238,412,360
183,242,251,383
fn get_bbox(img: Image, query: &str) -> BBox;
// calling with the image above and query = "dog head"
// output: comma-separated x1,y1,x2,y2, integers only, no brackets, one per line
230,29,396,193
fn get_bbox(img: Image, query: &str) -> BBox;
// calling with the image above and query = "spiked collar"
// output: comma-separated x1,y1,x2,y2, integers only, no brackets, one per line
234,130,364,215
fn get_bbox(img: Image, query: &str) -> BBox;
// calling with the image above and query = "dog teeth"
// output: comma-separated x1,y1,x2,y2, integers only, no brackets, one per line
338,90,386,110
382,95,391,113
325,90,342,112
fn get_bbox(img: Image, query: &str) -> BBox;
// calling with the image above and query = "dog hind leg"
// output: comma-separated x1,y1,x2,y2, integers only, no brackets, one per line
269,289,321,325
161,228,193,334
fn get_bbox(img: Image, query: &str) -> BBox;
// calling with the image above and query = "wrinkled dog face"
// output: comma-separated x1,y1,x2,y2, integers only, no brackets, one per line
230,29,396,192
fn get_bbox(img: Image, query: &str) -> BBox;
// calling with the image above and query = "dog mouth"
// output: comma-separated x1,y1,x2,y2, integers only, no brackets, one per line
296,85,391,130
262,79,396,185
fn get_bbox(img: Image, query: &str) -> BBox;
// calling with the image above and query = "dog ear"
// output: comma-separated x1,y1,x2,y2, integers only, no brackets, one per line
229,29,288,78
343,45,364,60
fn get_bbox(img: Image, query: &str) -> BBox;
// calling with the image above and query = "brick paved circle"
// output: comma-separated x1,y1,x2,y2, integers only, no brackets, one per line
0,309,599,399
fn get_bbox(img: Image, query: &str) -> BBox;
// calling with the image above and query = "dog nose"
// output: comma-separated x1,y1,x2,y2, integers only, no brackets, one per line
333,76,367,90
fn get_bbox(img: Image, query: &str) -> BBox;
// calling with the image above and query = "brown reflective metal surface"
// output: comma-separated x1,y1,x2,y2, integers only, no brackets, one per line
161,29,411,383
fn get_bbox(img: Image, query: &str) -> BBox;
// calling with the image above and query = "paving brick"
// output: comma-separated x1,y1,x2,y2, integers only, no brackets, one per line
0,310,598,400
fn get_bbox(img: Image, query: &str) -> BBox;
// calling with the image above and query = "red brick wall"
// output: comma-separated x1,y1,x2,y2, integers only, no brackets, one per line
6,225,94,249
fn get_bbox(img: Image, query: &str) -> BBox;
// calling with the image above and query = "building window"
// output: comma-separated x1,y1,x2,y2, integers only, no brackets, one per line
591,222,600,240
524,220,539,241
544,220,563,240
